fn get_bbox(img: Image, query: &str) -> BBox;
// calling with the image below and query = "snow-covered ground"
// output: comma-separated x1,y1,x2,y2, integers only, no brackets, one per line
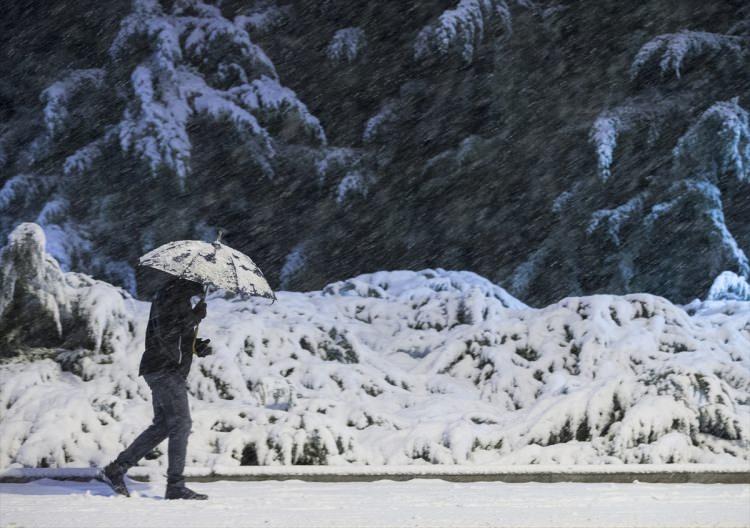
1,222,749,472
1,477,748,528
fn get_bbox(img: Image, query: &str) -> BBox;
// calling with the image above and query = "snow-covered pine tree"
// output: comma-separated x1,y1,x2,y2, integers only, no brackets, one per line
511,13,750,302
1,0,326,288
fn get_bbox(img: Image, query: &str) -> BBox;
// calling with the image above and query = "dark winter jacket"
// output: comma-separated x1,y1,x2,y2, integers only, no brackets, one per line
138,285,202,379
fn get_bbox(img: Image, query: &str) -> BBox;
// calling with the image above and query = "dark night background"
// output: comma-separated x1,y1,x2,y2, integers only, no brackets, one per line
1,0,748,306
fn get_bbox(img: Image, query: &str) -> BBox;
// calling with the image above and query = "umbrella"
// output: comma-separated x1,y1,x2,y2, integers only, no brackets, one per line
138,233,276,302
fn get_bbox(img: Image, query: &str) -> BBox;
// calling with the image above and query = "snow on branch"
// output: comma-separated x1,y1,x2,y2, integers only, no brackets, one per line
117,65,193,181
315,147,360,184
414,0,514,63
336,170,375,205
179,9,277,78
41,69,106,138
63,128,119,179
589,113,623,182
234,3,289,36
673,98,750,184
707,271,750,301
589,100,677,182
630,30,748,79
327,28,366,63
232,76,326,145
0,174,56,213
587,195,645,246
62,0,324,186
363,101,398,144
646,180,749,278
279,242,308,289
110,0,183,75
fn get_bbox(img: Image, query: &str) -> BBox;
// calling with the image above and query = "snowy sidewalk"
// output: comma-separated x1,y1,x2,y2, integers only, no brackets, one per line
1,478,748,528
3,464,748,483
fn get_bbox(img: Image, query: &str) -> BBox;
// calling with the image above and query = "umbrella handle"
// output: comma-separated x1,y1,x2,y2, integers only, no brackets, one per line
192,285,209,355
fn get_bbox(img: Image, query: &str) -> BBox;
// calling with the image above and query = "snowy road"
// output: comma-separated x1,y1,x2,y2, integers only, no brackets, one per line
1,478,748,528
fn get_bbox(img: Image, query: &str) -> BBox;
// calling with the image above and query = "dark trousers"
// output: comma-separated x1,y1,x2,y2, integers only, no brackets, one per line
115,370,192,487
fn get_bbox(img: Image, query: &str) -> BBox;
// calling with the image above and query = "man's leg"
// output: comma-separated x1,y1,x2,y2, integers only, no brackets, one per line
161,371,192,488
160,372,207,500
113,374,169,470
104,373,168,495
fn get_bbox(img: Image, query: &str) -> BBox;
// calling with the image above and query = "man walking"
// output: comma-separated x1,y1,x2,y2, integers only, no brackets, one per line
103,277,212,500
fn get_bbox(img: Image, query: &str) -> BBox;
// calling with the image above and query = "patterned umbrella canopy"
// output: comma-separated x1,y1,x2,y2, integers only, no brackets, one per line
139,238,276,300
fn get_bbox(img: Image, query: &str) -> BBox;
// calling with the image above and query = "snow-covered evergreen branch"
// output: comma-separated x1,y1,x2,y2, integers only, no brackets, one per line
589,100,677,181
587,196,645,246
673,98,750,184
414,0,514,63
41,69,105,138
327,28,366,63
40,0,325,187
631,30,748,79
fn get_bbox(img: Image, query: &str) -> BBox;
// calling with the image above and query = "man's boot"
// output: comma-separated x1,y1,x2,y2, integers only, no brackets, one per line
102,462,130,497
165,485,208,500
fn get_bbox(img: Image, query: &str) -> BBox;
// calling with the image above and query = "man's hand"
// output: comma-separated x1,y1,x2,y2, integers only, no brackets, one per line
195,338,213,357
193,299,207,321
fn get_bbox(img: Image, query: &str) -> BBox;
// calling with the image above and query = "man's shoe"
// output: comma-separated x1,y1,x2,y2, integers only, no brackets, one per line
102,462,130,497
165,485,208,500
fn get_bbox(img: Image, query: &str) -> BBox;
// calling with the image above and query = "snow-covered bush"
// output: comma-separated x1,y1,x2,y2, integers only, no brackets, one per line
1,225,748,469
0,223,140,356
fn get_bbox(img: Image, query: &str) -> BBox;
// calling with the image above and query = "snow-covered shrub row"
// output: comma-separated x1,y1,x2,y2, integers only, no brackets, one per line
1,222,748,470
